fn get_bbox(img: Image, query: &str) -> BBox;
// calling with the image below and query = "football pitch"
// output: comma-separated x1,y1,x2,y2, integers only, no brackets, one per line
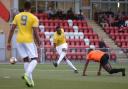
0,63,128,89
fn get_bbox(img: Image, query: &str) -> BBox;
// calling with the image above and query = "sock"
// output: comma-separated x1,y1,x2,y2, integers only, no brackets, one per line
66,59,77,70
57,52,66,65
26,60,37,80
109,68,123,74
29,73,33,80
24,62,29,73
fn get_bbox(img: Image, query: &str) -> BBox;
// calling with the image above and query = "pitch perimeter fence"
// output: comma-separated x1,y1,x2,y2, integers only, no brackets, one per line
0,47,127,64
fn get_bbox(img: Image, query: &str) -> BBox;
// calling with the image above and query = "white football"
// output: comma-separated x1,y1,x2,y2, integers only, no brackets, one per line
10,57,17,64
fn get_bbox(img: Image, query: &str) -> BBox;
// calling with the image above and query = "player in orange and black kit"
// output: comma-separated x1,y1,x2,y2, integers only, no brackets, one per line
83,49,125,76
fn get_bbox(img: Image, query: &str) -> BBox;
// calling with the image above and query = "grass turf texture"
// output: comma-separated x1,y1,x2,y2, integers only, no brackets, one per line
0,63,127,89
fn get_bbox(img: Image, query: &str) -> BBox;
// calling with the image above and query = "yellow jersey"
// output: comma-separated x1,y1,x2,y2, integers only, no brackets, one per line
53,28,66,46
12,12,39,43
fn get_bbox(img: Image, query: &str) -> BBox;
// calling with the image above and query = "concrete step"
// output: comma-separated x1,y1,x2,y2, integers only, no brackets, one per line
87,20,118,47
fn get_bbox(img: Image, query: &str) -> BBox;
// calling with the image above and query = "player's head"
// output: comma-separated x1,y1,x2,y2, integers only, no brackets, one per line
24,1,31,11
56,26,61,35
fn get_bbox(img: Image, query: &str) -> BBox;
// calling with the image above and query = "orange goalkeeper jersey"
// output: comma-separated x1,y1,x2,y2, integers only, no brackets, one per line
86,50,105,62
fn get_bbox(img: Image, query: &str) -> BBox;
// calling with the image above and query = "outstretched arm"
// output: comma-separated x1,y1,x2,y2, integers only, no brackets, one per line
83,60,89,76
97,63,102,76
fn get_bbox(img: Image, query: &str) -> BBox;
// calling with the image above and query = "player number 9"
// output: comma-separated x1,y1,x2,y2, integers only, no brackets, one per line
21,15,27,25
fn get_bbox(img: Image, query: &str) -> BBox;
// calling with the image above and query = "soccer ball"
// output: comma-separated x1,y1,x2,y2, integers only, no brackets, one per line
9,57,17,64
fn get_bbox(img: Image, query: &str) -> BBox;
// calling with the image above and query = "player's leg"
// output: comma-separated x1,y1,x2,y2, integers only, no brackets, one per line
103,63,125,76
16,43,32,86
101,54,125,76
53,44,66,67
24,43,38,87
53,50,65,67
64,56,78,73
26,58,37,86
57,52,65,65
23,57,29,73
17,43,29,73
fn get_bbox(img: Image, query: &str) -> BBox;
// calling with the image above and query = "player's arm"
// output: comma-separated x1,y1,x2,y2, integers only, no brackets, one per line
53,34,57,53
7,24,17,50
97,63,102,76
33,16,41,46
52,43,56,59
83,59,89,76
53,43,56,53
33,27,41,46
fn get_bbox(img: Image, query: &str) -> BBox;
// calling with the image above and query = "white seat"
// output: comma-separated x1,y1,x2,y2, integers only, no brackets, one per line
68,19,73,27
64,32,69,39
50,38,54,46
49,32,54,37
45,32,50,39
90,45,95,49
125,20,128,27
84,38,90,46
78,32,84,39
39,25,45,32
74,32,79,39
73,25,78,32
50,32,55,40
69,32,74,39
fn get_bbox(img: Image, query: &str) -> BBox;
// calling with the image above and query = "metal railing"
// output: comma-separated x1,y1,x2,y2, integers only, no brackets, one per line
0,48,128,63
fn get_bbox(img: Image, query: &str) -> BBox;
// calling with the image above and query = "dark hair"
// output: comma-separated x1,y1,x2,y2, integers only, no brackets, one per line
56,26,60,30
24,1,31,10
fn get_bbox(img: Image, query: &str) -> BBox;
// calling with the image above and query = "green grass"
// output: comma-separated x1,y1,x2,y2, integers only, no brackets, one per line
0,63,128,89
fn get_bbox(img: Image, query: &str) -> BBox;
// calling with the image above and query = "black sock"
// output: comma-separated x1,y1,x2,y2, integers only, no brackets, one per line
109,68,123,74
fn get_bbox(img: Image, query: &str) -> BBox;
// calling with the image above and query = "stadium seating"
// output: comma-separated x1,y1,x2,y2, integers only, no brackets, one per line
35,13,111,61
103,26,128,54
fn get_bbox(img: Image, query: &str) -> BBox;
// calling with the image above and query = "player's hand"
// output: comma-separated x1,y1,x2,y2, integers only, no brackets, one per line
7,43,11,50
97,72,101,76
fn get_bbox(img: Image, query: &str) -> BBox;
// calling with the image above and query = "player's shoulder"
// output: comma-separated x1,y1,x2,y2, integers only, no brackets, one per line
20,12,37,18
29,13,36,17
14,12,22,18
28,13,38,20
14,12,27,18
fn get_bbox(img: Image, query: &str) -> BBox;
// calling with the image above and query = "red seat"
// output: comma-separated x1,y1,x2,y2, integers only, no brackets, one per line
110,52,117,61
80,40,85,46
45,52,52,60
67,52,73,59
44,39,51,45
76,52,85,60
68,39,75,46
51,54,58,60
72,53,77,60
68,27,74,32
104,27,110,33
49,20,54,26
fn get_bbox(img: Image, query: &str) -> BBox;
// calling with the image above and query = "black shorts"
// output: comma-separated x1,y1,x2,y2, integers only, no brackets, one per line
100,54,109,66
